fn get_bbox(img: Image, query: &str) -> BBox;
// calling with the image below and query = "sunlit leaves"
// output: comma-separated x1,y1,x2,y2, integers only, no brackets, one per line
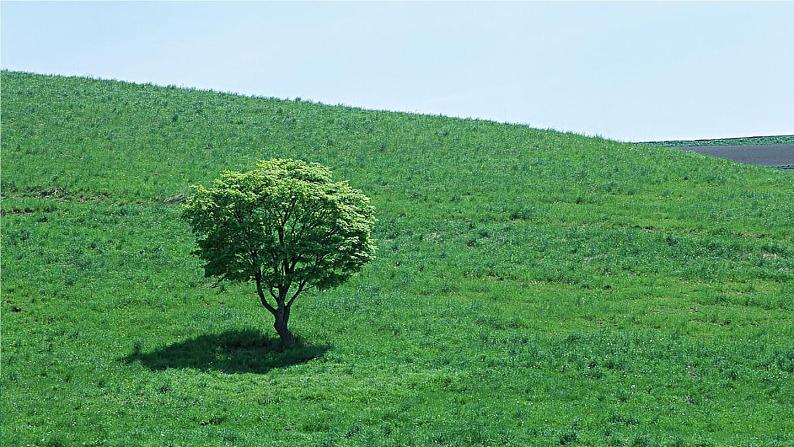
183,159,376,297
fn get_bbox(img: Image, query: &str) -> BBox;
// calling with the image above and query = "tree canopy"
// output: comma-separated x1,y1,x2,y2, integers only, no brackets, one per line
183,159,376,344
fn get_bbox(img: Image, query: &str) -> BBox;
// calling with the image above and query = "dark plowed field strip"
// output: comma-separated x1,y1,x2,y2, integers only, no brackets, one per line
680,144,794,169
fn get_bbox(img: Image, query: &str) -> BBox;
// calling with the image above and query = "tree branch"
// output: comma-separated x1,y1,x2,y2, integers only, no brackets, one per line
286,278,308,309
252,260,277,315
258,289,277,315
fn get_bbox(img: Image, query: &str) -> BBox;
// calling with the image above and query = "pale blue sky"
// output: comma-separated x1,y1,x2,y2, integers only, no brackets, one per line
2,1,792,141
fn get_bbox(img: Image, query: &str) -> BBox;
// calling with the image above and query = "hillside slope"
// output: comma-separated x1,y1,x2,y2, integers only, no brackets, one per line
2,71,793,446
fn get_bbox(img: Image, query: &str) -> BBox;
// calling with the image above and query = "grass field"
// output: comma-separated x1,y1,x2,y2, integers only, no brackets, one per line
647,135,794,147
2,71,794,446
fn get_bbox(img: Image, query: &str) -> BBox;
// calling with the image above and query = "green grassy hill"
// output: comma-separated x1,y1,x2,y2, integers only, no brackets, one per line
2,71,793,446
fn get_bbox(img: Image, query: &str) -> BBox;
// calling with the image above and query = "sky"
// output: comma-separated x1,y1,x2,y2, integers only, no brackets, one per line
2,1,793,142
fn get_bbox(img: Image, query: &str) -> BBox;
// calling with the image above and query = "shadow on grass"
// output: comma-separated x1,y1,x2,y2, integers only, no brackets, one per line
123,329,330,374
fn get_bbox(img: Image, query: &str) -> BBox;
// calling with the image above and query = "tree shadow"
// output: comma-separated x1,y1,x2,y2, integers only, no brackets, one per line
123,329,330,374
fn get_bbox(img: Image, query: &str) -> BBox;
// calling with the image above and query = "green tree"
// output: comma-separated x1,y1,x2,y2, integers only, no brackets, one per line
183,159,376,346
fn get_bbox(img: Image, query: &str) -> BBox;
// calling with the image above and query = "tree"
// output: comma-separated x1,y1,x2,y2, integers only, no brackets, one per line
183,159,376,346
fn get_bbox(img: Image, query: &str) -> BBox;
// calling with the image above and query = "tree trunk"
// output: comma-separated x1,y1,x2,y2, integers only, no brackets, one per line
274,308,295,347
